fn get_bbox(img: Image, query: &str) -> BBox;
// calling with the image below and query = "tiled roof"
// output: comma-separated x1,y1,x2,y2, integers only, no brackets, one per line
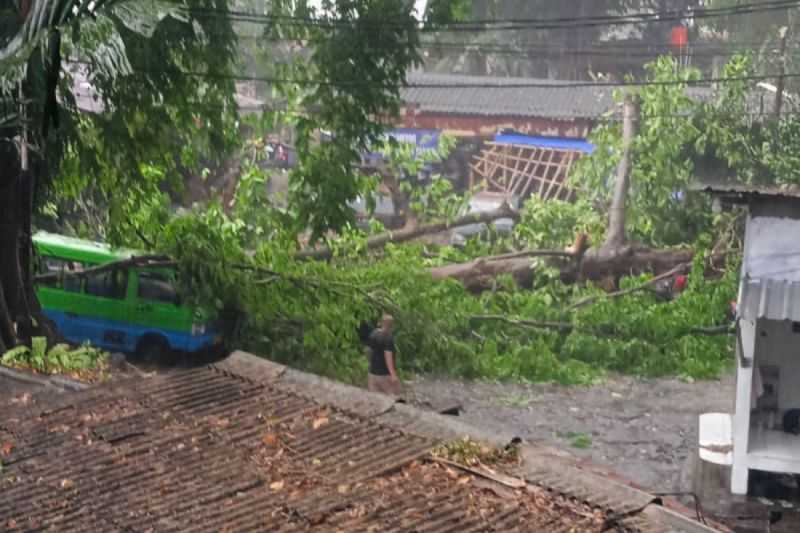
402,72,724,121
402,71,618,120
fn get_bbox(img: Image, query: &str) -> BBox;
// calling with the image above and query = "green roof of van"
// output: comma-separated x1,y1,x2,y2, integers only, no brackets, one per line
33,231,138,265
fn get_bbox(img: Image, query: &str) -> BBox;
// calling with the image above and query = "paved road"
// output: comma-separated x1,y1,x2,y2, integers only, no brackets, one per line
408,372,735,493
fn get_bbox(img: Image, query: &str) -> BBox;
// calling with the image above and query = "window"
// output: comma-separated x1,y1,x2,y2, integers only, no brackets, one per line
38,256,85,292
137,271,178,305
85,268,128,300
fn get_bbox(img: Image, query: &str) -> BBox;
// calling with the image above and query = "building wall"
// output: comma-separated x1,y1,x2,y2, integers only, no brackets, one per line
398,110,594,139
754,319,800,412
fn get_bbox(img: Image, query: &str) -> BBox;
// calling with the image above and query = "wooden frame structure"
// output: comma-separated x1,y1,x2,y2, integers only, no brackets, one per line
469,142,582,201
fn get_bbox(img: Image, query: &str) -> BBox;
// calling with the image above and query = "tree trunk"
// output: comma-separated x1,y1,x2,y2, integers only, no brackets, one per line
428,245,694,293
603,93,639,250
430,257,539,293
0,173,24,351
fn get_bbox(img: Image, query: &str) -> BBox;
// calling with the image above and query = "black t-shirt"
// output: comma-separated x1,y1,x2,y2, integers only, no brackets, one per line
368,329,395,376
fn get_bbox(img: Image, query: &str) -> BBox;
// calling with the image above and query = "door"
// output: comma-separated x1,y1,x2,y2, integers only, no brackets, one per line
77,267,133,352
131,269,189,352
35,256,90,341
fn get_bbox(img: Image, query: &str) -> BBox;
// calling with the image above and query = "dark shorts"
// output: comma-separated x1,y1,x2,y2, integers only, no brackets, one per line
368,373,402,397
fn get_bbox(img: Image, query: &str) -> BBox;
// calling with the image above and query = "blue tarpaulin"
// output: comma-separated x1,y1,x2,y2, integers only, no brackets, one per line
493,134,595,154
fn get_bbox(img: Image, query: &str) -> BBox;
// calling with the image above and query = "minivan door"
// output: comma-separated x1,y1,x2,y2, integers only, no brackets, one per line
132,269,189,352
79,266,133,352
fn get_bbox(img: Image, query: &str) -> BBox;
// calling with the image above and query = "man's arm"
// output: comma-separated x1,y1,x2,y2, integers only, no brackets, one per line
384,350,398,380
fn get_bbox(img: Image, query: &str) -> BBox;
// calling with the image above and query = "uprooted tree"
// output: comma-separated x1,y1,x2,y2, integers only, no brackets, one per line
4,1,800,385
0,0,437,352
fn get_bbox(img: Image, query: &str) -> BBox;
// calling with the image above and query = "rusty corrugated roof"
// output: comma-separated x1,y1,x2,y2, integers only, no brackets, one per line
0,365,624,532
0,353,722,532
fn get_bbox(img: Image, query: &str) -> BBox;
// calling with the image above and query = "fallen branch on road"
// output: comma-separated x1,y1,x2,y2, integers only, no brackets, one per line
429,456,527,489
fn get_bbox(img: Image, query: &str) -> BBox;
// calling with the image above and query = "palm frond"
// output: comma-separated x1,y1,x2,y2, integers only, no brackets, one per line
1,0,117,64
111,1,187,39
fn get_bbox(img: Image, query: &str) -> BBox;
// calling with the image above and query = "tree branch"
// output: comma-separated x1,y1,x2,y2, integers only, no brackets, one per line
295,204,521,261
33,255,173,283
567,262,691,310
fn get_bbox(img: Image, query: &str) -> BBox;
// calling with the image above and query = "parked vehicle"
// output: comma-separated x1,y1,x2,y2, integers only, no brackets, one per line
450,192,521,247
33,232,223,360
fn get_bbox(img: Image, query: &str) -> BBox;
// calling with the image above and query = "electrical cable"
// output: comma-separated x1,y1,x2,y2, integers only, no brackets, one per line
64,59,800,89
178,0,800,33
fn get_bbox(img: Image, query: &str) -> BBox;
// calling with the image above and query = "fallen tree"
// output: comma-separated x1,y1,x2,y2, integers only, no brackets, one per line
428,240,695,293
295,204,520,260
430,252,567,293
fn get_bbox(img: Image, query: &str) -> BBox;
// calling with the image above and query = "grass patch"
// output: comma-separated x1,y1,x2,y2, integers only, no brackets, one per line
2,338,109,381
565,432,593,449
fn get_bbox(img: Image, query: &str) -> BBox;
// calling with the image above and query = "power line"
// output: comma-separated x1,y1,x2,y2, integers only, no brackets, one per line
83,64,800,89
181,0,800,33
416,42,800,59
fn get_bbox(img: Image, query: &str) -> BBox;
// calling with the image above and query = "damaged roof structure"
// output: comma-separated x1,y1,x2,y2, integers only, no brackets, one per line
0,352,721,532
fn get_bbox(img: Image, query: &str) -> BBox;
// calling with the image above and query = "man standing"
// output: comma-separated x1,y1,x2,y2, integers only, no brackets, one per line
367,313,402,397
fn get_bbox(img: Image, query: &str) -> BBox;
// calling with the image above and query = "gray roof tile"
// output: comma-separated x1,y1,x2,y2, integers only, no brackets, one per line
402,71,618,120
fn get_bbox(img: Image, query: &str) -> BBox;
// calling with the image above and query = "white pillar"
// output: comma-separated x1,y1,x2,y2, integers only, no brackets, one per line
731,338,753,495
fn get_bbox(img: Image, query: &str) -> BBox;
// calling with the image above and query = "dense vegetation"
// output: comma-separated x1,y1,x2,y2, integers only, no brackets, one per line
6,1,799,387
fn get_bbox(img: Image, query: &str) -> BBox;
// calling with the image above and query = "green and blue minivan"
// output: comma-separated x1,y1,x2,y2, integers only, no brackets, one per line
33,232,223,359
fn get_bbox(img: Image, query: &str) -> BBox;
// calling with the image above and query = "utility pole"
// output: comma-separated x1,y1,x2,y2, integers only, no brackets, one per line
775,26,789,119
604,92,639,250
19,83,28,172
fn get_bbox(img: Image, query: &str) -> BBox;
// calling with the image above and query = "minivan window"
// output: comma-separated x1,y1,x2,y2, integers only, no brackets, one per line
138,271,178,305
39,256,85,292
85,268,128,300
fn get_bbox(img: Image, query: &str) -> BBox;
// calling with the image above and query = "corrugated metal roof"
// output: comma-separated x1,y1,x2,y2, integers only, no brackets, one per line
739,278,800,322
0,352,723,532
695,181,800,200
0,366,632,532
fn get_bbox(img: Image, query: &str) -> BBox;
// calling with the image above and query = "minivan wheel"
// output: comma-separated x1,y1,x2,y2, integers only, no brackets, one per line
136,337,170,364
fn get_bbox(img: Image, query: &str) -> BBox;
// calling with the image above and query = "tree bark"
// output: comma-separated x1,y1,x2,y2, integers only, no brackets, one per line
428,245,694,293
295,204,520,260
0,176,24,350
430,257,540,293
603,93,639,250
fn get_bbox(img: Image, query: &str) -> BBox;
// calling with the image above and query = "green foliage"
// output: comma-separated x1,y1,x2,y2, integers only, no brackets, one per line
266,0,422,239
135,187,737,386
566,432,593,449
697,54,800,187
52,1,239,229
380,133,466,223
2,339,107,374
574,53,800,248
514,196,605,250
573,56,711,246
